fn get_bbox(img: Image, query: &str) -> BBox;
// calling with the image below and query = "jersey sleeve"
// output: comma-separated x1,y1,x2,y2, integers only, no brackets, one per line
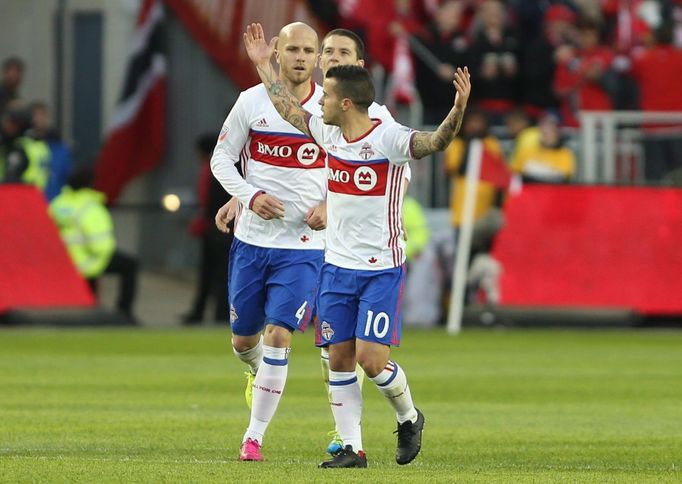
403,162,412,182
381,122,417,166
306,114,329,146
210,92,262,207
368,102,395,123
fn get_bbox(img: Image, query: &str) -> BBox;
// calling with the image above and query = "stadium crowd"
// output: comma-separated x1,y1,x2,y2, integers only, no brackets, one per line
3,0,682,324
309,0,682,126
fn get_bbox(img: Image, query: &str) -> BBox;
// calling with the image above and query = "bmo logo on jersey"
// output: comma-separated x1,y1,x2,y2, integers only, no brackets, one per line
297,143,320,166
328,155,388,196
250,132,324,169
256,142,292,158
354,167,377,191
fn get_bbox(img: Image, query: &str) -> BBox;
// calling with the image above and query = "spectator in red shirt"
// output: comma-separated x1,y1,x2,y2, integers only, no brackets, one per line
628,24,682,180
553,20,615,127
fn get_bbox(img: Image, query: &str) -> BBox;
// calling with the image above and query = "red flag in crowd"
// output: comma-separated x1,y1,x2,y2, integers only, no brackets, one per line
388,35,417,105
94,0,166,202
480,149,512,189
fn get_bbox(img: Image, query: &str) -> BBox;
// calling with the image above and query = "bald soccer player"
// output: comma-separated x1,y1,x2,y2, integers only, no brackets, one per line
210,22,326,462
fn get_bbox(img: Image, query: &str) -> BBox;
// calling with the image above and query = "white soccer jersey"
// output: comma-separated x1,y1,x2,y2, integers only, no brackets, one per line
307,116,417,270
368,103,412,183
211,81,326,250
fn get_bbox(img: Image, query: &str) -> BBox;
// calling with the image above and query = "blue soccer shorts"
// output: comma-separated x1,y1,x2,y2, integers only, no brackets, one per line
228,238,324,336
315,262,406,347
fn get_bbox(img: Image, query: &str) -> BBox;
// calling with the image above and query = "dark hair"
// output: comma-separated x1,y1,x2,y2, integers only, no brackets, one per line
67,166,94,190
325,65,374,111
322,29,365,60
196,132,218,156
2,56,25,71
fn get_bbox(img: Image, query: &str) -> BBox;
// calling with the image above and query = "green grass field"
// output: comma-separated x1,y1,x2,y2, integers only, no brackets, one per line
1,327,681,483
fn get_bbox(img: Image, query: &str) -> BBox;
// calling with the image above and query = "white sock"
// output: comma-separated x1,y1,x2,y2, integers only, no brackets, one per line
233,335,263,374
242,345,288,445
370,360,418,424
329,370,363,452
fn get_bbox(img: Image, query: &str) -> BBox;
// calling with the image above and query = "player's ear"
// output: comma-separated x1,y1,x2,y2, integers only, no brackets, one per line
357,59,365,68
341,98,352,112
274,48,281,65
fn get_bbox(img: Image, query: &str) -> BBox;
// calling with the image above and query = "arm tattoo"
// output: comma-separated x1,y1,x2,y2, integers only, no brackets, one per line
410,107,465,159
255,64,312,137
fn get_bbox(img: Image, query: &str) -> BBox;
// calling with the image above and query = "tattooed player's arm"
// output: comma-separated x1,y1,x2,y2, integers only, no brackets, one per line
243,22,312,138
410,66,471,159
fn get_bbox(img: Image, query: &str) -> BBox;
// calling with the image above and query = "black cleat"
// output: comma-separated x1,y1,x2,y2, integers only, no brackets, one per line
395,408,425,465
319,445,367,468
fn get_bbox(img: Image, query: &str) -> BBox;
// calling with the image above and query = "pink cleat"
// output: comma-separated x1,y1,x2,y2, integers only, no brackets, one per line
239,438,264,461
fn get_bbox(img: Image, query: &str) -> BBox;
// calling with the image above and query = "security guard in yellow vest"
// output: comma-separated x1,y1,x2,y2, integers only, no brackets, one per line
402,196,430,263
0,106,50,190
49,166,139,322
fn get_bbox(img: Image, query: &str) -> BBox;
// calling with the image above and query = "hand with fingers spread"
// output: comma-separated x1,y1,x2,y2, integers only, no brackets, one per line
215,197,238,233
304,202,327,231
453,66,471,110
244,23,278,68
251,192,285,220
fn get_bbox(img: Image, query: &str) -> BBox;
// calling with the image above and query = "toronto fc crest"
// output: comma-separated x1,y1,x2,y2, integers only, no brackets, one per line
359,142,374,160
321,321,335,341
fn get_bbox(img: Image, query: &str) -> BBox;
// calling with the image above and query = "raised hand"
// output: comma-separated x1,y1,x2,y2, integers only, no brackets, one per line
453,66,471,110
243,23,278,67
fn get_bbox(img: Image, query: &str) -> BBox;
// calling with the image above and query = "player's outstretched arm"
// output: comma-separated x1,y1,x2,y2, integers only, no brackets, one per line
410,67,471,159
243,23,312,137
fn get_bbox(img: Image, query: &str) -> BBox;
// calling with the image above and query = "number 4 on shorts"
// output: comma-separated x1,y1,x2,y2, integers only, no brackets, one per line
295,301,308,326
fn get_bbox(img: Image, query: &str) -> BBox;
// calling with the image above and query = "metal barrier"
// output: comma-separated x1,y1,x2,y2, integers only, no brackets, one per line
578,111,682,184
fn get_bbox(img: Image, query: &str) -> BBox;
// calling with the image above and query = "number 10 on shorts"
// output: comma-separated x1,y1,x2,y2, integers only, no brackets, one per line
363,310,390,338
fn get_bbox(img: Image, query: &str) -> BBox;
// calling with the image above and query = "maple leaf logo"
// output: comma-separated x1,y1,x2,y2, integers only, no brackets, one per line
368,257,377,263
300,235,310,242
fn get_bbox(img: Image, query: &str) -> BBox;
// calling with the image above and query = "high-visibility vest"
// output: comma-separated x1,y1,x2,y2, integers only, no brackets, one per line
49,187,116,278
0,137,50,189
21,137,50,189
403,196,430,261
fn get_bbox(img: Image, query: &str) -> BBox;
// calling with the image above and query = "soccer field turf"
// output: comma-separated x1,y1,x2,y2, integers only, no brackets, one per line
1,327,680,483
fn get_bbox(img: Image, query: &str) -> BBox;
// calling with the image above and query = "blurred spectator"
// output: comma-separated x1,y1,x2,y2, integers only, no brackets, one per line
469,0,521,122
601,0,669,52
401,195,439,327
360,0,428,105
553,20,616,127
520,4,578,118
27,101,74,201
181,133,233,324
627,23,682,180
0,106,50,190
0,56,25,112
512,0,580,45
445,110,508,280
413,0,471,124
403,195,430,264
572,0,604,24
505,108,541,167
49,166,139,323
444,109,510,305
511,113,576,183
